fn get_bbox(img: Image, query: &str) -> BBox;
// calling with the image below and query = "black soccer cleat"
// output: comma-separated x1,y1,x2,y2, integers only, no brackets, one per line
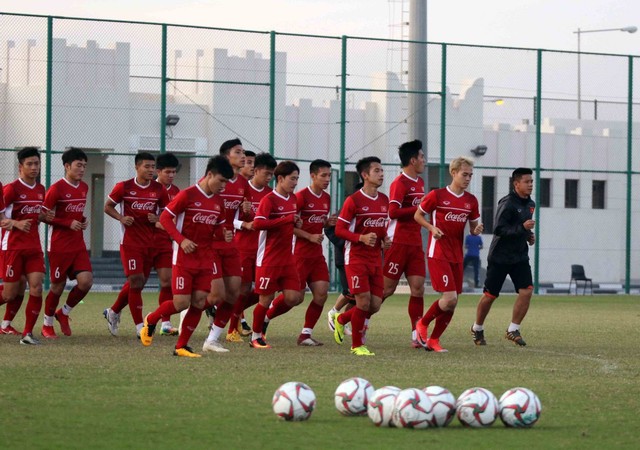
505,329,527,346
470,326,486,346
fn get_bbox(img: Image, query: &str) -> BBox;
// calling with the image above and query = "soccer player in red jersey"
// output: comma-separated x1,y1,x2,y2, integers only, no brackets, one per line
333,157,390,356
199,139,253,353
40,148,93,338
103,152,170,337
240,149,256,180
414,156,483,353
250,161,303,349
266,159,336,346
1,147,53,345
225,152,276,342
382,140,427,348
139,156,234,357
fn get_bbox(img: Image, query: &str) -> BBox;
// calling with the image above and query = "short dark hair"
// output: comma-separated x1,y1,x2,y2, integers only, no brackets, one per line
244,150,256,158
205,155,234,179
398,140,422,167
274,160,300,180
62,147,88,166
156,152,180,170
18,147,41,163
254,152,277,170
355,156,381,179
512,167,533,183
310,159,331,174
219,138,242,156
135,152,155,166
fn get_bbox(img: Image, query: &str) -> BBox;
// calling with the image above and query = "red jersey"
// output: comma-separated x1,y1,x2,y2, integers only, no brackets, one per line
294,186,331,259
154,183,180,249
419,186,480,263
159,184,226,270
0,183,5,214
234,181,272,254
43,178,89,253
2,178,45,251
212,175,251,250
336,189,389,266
107,178,170,248
387,172,425,246
254,190,297,267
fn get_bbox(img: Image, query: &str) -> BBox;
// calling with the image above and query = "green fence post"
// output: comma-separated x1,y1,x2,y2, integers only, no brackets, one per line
43,16,54,291
339,36,347,206
439,43,447,187
533,49,542,294
160,24,167,154
269,31,276,156
625,55,633,294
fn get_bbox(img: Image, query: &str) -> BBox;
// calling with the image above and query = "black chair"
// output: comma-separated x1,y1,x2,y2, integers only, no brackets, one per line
569,265,592,295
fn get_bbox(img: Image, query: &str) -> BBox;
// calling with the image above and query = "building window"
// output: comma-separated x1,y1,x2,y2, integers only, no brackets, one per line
592,180,606,209
482,176,495,233
565,179,578,208
540,178,551,207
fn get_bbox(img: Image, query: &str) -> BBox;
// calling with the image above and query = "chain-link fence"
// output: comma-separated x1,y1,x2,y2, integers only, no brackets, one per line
1,12,638,293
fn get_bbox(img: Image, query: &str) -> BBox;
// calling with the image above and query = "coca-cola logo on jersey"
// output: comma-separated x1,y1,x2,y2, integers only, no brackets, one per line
65,203,86,213
363,217,386,227
224,199,241,210
20,204,42,215
192,212,218,225
412,197,421,206
444,212,468,222
131,201,156,211
307,214,326,224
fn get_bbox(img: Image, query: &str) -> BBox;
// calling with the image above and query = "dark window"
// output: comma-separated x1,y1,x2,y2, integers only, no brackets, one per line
592,180,606,209
565,179,578,208
540,178,551,207
482,176,495,233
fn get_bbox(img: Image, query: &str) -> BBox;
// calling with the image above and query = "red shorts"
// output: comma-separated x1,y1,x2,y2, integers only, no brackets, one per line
428,258,463,294
120,245,154,277
172,265,215,296
3,248,45,282
296,255,330,289
345,263,384,298
383,243,426,280
240,251,257,284
216,247,242,278
254,265,300,295
153,246,173,270
49,250,92,283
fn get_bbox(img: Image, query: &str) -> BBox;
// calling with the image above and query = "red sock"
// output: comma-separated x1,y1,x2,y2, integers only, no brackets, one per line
158,286,173,322
303,301,324,330
266,295,293,320
23,294,43,336
112,282,130,313
44,291,62,317
350,307,367,348
227,295,246,334
430,310,454,340
252,303,268,333
213,301,233,328
128,287,144,325
408,295,423,330
337,307,355,325
245,291,259,308
65,286,88,309
4,294,24,321
420,299,443,327
175,305,202,349
148,300,178,325
0,284,4,304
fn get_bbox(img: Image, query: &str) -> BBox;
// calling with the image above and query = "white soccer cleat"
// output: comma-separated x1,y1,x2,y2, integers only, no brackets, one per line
103,308,121,336
202,339,230,353
327,310,336,332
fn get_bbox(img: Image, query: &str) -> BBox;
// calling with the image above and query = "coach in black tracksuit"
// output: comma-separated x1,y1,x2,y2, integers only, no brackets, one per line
470,168,536,347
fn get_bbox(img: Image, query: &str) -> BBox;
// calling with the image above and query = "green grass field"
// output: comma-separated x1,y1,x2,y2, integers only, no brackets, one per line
1,292,638,449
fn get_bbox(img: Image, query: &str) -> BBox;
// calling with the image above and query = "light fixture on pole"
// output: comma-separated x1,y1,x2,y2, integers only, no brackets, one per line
574,25,637,119
165,114,180,138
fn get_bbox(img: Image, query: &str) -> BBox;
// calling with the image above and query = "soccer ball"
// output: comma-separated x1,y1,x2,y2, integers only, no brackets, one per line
499,387,542,428
456,387,499,428
367,386,401,427
272,382,316,421
392,388,434,429
334,377,375,416
423,386,456,427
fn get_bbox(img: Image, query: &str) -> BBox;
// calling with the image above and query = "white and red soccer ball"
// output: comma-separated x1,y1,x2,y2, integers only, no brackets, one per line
423,386,456,427
272,382,316,421
334,377,375,416
456,387,499,428
499,387,542,428
391,388,435,429
367,386,401,427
